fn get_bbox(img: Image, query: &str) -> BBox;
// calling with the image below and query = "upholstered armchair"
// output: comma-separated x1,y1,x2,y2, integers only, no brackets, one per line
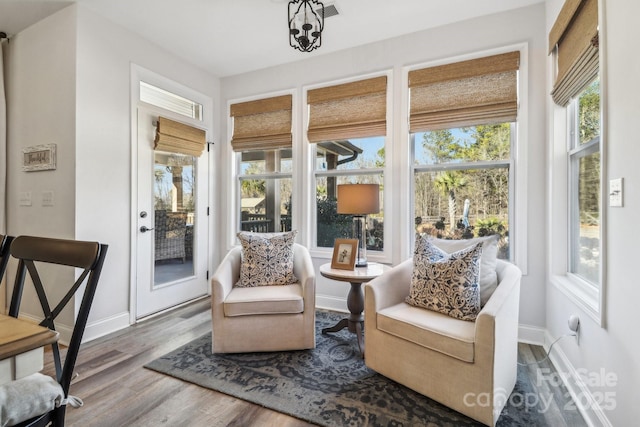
364,258,521,426
211,243,316,353
154,210,187,262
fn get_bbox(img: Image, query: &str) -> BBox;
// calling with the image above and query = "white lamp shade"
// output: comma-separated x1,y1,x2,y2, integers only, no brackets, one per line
337,184,380,215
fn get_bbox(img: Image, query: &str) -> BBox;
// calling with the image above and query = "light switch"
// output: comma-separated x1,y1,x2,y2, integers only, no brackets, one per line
19,192,32,206
609,178,623,207
42,190,54,207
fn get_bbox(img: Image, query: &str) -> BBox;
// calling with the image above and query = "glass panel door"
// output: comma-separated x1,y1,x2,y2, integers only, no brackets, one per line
153,153,196,287
136,108,208,319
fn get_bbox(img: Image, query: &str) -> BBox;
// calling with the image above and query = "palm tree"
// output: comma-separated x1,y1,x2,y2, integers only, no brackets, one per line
434,171,467,231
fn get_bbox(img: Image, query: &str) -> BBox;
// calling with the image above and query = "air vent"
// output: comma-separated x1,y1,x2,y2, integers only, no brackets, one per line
318,3,339,18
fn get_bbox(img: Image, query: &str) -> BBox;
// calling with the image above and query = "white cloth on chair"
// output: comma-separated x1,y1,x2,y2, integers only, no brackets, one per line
0,372,83,427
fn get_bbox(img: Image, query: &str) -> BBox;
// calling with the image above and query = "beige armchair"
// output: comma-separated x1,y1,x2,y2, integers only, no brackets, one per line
364,259,521,426
211,243,316,353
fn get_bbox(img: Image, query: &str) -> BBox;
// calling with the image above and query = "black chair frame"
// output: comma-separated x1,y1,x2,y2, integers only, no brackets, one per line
8,235,108,427
0,234,14,283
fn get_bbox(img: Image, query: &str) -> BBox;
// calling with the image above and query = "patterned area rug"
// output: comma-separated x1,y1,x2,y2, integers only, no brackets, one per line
145,310,546,426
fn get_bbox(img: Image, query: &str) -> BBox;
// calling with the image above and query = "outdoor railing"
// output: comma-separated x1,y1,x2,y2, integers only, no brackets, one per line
240,213,292,232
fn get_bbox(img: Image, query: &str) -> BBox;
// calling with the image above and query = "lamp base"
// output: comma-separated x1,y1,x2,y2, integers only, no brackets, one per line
355,258,368,268
352,215,367,268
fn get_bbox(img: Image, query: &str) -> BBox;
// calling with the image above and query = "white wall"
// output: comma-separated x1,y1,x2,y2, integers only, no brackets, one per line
5,4,220,339
219,3,548,329
74,5,219,337
5,6,78,324
545,0,639,425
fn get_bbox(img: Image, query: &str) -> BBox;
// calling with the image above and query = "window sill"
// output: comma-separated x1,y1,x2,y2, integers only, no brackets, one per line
550,273,602,326
310,247,391,265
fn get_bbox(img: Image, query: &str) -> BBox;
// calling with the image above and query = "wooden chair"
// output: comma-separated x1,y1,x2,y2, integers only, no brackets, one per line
4,236,108,427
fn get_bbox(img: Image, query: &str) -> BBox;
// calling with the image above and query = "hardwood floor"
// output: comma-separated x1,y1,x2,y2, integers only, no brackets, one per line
44,298,587,426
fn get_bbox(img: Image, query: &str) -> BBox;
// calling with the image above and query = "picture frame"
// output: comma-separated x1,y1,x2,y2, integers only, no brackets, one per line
22,144,57,172
330,238,358,270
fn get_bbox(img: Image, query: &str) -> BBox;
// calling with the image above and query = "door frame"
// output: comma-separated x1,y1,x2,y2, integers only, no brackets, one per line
129,64,215,324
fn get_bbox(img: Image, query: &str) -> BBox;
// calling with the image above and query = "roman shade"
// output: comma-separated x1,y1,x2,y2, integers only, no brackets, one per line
549,0,599,106
230,94,292,152
154,116,206,157
307,76,387,142
408,51,520,132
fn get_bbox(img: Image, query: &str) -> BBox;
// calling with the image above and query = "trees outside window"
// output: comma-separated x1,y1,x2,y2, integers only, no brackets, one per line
238,148,292,233
569,78,601,286
314,137,384,250
229,94,294,234
413,124,512,259
307,75,388,254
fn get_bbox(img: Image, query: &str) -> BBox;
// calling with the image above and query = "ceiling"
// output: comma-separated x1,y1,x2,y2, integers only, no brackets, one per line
0,0,543,77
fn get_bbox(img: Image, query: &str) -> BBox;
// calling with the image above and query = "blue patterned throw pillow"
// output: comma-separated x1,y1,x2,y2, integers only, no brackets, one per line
236,231,298,287
430,234,499,306
406,237,483,321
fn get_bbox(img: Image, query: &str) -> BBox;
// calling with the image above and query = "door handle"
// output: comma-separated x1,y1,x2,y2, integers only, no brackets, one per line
140,226,154,233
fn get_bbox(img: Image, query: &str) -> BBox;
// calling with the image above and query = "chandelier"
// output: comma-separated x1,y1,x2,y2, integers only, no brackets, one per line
288,0,324,52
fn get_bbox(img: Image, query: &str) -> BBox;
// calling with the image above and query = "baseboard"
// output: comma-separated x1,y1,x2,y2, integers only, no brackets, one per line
545,331,613,427
17,312,73,345
13,310,130,346
315,294,349,314
518,323,546,345
83,311,130,343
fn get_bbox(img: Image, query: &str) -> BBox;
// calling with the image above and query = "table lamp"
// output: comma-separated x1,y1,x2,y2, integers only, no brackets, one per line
337,183,380,267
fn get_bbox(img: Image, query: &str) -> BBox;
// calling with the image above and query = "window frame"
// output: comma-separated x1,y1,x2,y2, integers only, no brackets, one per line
568,89,600,289
551,78,604,324
405,45,529,273
568,139,600,285
140,81,203,121
236,149,294,233
548,0,606,326
227,90,297,246
411,126,515,260
304,72,393,262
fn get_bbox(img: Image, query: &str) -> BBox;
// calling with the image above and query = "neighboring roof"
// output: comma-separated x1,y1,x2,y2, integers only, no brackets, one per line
241,198,265,210
240,140,363,162
318,140,364,157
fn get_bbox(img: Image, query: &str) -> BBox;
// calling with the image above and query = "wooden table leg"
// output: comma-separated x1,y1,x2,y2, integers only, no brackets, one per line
322,281,365,356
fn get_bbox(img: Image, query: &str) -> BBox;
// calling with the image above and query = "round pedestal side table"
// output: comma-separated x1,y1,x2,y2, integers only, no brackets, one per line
319,262,391,356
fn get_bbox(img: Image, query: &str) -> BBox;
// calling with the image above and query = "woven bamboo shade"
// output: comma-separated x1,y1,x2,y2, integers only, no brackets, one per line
230,94,292,152
154,116,206,157
549,0,598,106
408,51,520,132
307,76,387,142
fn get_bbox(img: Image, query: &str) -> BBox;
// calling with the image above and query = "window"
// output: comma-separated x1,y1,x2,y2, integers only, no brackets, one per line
548,0,602,320
568,78,600,286
230,94,293,233
141,81,203,121
413,126,512,258
238,149,292,232
314,137,385,249
409,51,520,259
307,76,388,254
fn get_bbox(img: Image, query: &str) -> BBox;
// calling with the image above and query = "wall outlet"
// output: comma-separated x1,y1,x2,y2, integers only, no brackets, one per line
568,314,580,345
